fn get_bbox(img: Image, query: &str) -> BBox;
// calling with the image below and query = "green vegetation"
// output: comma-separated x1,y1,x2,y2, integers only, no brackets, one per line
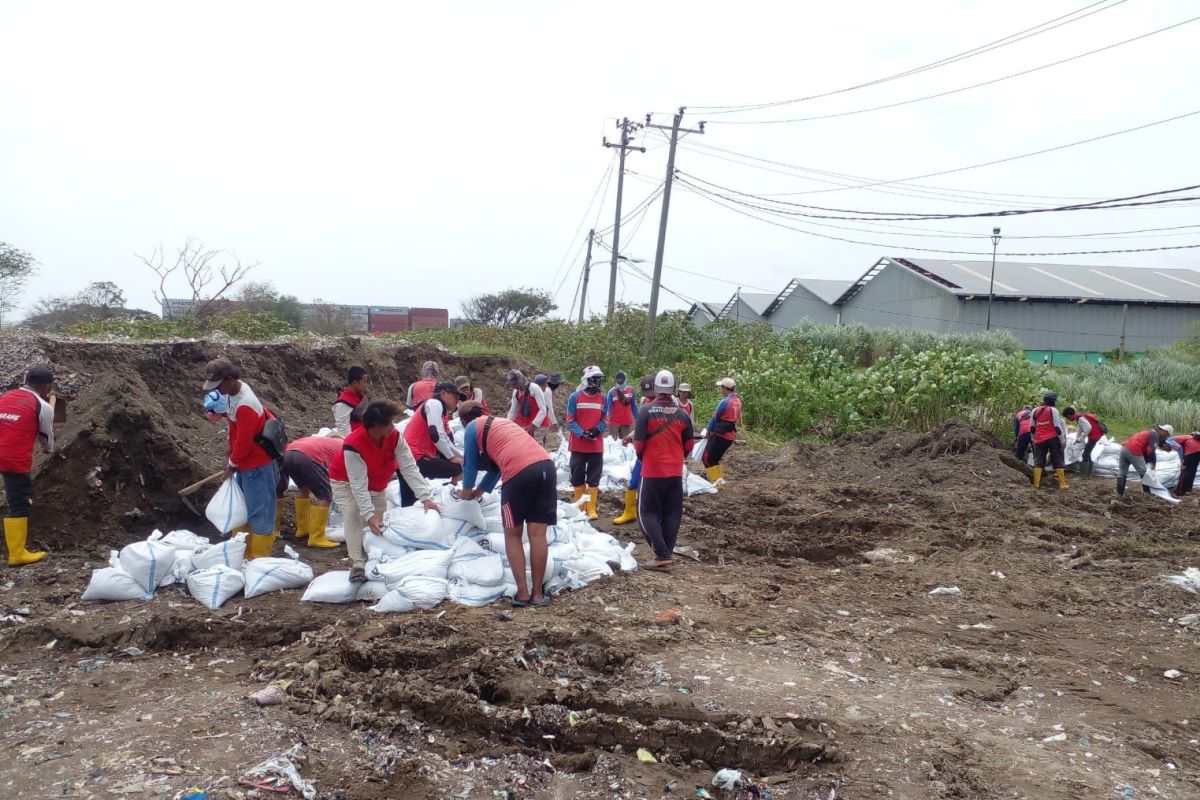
65,309,299,341
1052,349,1200,433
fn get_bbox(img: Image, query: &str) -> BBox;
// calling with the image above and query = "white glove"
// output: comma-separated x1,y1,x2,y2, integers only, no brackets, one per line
700,429,708,439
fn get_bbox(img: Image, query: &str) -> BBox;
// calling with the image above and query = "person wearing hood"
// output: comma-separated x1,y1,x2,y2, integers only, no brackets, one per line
406,360,440,409
566,366,611,520
607,371,636,441
505,369,548,440
1030,391,1068,490
1118,423,1174,496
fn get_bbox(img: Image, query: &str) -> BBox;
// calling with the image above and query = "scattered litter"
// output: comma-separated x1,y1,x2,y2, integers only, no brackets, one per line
1042,732,1068,742
240,744,315,800
1164,669,1183,679
175,788,208,800
249,685,287,706
636,748,657,763
695,790,713,800
1178,613,1200,627
991,570,1006,580
122,646,144,657
673,545,702,562
712,768,746,790
929,586,962,597
1162,567,1200,594
863,548,916,565
655,608,682,624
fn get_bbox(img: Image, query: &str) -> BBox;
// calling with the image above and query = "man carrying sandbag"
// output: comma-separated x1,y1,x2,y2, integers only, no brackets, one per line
203,358,281,560
1118,424,1174,497
0,366,56,566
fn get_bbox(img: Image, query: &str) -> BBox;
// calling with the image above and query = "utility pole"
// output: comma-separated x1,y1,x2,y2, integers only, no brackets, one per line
578,229,595,324
986,227,1001,331
603,118,644,320
644,107,704,359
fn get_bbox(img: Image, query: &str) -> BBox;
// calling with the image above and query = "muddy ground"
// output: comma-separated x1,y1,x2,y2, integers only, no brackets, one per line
2,336,1200,799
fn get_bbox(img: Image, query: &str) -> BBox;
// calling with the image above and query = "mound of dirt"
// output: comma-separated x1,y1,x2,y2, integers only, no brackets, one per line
0,333,542,548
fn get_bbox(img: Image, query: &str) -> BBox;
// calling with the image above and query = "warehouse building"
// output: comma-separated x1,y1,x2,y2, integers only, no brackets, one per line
687,257,1200,359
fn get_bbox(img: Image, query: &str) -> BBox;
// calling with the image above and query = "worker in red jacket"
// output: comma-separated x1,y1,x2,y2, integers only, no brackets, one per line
701,377,741,488
607,372,636,441
1168,432,1200,497
1030,392,1068,490
279,433,343,548
332,365,370,435
634,370,694,572
329,400,438,582
401,381,469,506
677,382,695,423
505,370,548,441
406,361,440,409
203,358,281,560
457,402,558,608
0,366,56,566
566,366,611,521
1063,407,1106,478
1013,404,1033,461
1118,424,1173,496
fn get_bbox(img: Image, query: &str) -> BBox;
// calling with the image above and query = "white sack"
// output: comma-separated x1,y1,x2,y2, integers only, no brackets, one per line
187,565,245,609
448,580,508,607
690,438,708,464
381,507,451,550
372,576,449,612
301,571,360,604
171,550,195,583
118,539,177,599
563,554,614,583
158,529,211,550
364,532,412,559
356,580,391,602
191,532,248,572
243,551,314,598
686,470,719,496
448,537,506,586
82,566,145,602
437,486,489,531
441,517,485,541
368,548,453,587
205,478,248,533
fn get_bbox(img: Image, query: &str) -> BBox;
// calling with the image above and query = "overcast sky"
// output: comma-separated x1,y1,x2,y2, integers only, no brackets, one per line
2,0,1197,320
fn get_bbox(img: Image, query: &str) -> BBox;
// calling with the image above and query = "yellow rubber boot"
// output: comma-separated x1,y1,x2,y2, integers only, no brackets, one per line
572,486,585,504
1056,468,1069,490
246,533,277,560
271,500,285,537
1032,467,1043,488
4,517,45,566
294,497,311,539
706,465,722,488
586,486,600,521
306,504,339,548
613,489,638,525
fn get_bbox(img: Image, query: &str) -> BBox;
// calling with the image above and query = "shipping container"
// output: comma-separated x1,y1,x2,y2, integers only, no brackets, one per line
409,307,449,329
370,305,411,315
369,312,410,333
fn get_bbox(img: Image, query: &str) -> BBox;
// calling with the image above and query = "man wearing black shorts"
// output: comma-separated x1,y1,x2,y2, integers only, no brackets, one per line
277,433,342,548
456,401,557,608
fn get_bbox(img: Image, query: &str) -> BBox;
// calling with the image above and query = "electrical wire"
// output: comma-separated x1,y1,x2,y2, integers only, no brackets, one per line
597,183,664,236
548,157,615,297
594,237,775,293
707,13,1200,125
692,0,1124,114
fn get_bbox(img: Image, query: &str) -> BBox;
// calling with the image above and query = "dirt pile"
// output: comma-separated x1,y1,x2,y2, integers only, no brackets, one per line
0,332,540,548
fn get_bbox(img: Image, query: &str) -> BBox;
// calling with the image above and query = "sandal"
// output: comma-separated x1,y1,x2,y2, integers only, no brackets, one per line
511,597,530,608
529,596,550,607
349,565,368,584
641,561,674,572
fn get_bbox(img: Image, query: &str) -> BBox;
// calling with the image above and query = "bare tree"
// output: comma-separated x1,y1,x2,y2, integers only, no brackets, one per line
0,243,38,327
138,237,258,318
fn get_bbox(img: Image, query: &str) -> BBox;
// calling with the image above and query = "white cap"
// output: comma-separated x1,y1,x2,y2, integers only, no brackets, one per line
582,365,604,381
716,377,736,390
678,382,692,393
1159,423,1174,436
654,369,675,392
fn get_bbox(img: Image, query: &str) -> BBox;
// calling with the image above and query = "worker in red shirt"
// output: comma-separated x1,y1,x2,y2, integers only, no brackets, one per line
566,366,611,521
1013,404,1033,461
457,401,558,608
1030,391,1068,489
613,375,656,525
634,370,695,572
0,366,56,566
606,372,636,441
1118,424,1173,496
278,432,343,548
1063,406,1106,478
1168,432,1200,497
455,375,490,415
401,380,469,506
203,358,282,560
406,360,440,409
701,377,741,488
505,370,548,442
332,365,370,435
677,382,695,423
329,400,438,582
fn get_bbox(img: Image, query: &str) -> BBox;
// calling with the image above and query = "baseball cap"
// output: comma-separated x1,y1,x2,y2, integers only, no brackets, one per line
654,369,675,392
455,375,472,392
435,380,468,400
25,366,54,386
1158,423,1174,436
505,369,525,387
547,372,563,388
533,373,548,386
639,374,654,395
678,382,692,393
716,377,736,390
202,358,238,391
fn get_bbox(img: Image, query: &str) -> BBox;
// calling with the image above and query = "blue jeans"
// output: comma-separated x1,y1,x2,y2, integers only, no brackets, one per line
236,461,279,534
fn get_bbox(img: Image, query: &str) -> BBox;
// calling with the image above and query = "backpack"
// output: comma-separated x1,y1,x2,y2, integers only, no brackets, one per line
256,411,288,461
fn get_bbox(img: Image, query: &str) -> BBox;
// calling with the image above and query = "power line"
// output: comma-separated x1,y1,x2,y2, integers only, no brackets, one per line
707,13,1200,125
594,236,774,293
692,0,1124,114
548,157,616,296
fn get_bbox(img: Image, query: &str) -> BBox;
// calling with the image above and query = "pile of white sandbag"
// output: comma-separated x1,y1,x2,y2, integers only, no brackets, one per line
551,438,717,496
81,529,313,608
303,485,638,613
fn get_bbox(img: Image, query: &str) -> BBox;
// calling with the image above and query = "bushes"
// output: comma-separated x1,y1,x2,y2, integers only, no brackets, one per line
65,309,299,341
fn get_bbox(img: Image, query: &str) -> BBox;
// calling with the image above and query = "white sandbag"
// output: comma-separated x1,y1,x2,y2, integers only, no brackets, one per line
206,478,248,533
118,539,177,599
364,532,412,559
191,532,248,572
690,438,708,464
372,576,449,612
440,516,485,541
301,571,360,604
618,542,638,572
686,470,718,496
563,554,614,583
482,532,509,555
386,479,402,509
484,516,506,534
82,566,146,602
438,488,488,531
448,537,506,586
368,548,453,587
187,565,245,610
171,550,195,583
575,530,620,556
546,525,574,545
158,529,211,550
448,580,508,607
356,580,391,602
381,507,451,550
323,524,346,543
243,547,314,598
557,500,584,521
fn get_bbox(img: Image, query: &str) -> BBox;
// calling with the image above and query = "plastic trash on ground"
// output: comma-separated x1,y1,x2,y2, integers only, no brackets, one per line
240,745,316,800
1163,567,1200,594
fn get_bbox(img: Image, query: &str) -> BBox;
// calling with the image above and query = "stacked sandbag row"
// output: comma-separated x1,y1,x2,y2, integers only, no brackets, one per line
552,437,718,496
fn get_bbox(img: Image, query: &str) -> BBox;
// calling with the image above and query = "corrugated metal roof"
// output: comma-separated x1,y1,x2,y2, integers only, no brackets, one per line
739,292,775,315
891,257,1200,304
796,278,854,305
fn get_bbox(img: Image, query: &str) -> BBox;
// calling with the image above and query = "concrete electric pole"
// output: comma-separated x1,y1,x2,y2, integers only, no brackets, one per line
578,229,595,324
603,117,644,320
644,107,704,360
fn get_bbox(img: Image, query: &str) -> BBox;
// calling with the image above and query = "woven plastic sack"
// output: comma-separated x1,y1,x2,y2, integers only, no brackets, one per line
381,507,450,550
301,571,360,604
191,532,248,572
205,478,248,533
373,576,449,612
187,565,245,609
243,547,314,598
118,539,177,599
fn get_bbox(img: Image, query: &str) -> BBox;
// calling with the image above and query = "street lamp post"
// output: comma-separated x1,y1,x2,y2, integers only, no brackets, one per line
986,227,1002,332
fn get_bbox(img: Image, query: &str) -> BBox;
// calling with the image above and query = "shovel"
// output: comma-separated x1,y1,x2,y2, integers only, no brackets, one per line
178,471,226,516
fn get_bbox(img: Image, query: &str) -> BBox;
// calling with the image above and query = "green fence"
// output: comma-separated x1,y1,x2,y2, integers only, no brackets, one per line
1024,350,1144,366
